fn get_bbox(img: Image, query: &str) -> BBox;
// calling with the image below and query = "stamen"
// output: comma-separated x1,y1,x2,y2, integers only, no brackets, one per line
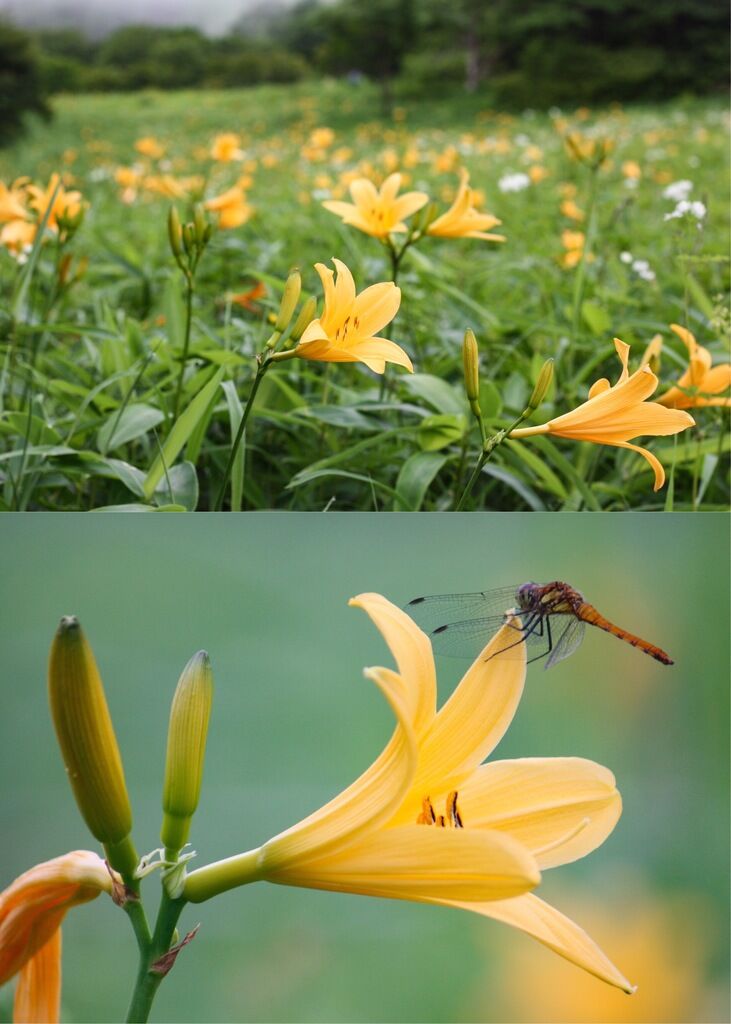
416,792,464,828
533,817,591,857
417,796,436,825
446,790,464,828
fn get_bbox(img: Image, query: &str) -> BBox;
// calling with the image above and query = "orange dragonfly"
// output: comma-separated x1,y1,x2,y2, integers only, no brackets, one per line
405,581,673,669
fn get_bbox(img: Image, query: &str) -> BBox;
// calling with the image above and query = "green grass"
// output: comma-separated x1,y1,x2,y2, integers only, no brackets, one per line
0,81,728,510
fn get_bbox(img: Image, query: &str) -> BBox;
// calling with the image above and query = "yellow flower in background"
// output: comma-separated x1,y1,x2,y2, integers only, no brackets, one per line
560,229,586,268
0,179,30,223
654,324,731,409
288,259,411,374
184,594,631,993
622,160,642,180
427,170,505,242
27,174,83,231
114,166,142,204
561,199,585,222
0,219,36,258
0,851,117,1024
142,175,188,200
134,136,165,159
512,338,695,489
309,127,335,149
210,132,243,162
322,173,428,239
204,187,252,229
529,165,549,183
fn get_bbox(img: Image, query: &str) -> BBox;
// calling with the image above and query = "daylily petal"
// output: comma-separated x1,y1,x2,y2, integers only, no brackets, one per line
14,928,61,1024
608,440,666,491
409,619,525,797
457,757,622,868
258,665,417,871
0,851,112,987
350,593,436,736
700,363,731,394
273,825,540,902
392,191,429,222
351,282,401,339
438,892,635,992
347,337,413,373
331,258,356,313
298,318,329,346
313,263,336,322
379,173,403,205
349,178,379,208
560,402,694,441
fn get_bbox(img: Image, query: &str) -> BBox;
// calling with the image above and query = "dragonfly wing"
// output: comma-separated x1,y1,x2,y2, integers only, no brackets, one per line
404,587,523,634
412,610,551,663
545,615,586,669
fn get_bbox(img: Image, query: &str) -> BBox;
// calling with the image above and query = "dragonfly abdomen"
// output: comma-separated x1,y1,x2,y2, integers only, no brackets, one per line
577,603,673,665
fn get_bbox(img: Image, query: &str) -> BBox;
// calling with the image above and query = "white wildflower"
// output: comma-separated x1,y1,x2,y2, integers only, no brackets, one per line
620,251,633,264
498,172,531,193
662,179,693,202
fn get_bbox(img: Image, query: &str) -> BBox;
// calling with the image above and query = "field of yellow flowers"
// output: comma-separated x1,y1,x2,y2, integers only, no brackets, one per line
0,81,728,510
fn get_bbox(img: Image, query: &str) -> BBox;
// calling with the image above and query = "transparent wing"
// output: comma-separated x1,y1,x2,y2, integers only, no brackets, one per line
544,615,586,669
405,609,552,663
404,588,523,634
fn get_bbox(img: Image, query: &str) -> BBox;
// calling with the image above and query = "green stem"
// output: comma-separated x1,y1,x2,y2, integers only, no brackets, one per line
172,272,194,424
213,358,271,510
125,893,186,1024
454,409,532,510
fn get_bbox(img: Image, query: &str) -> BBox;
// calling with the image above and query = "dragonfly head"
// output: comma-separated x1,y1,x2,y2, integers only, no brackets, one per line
515,582,539,611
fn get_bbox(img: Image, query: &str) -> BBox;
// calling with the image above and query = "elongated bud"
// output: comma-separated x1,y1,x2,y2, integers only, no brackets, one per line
462,329,480,403
48,617,135,873
168,206,183,260
275,270,302,333
289,295,317,342
161,651,214,859
193,204,207,245
182,222,196,257
527,358,554,411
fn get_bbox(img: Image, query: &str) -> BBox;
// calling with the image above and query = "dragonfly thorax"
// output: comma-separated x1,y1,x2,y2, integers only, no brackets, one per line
515,581,584,615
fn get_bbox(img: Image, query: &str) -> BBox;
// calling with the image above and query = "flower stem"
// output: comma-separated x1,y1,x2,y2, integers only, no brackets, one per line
125,892,186,1024
454,409,535,510
213,358,270,510
172,271,194,425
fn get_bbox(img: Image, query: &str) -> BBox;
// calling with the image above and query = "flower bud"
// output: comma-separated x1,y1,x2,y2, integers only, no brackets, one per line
167,206,183,261
527,358,554,412
48,617,133,852
275,270,302,333
161,651,214,859
289,295,317,342
193,204,207,246
462,329,480,403
182,222,196,257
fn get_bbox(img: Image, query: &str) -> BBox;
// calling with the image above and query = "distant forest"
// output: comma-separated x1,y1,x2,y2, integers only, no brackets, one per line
2,0,729,145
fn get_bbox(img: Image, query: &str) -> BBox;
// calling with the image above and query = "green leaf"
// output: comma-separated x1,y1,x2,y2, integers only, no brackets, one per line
418,414,466,451
503,440,567,499
403,374,466,416
153,461,198,511
478,380,502,419
395,451,448,510
97,404,164,452
143,367,225,499
93,503,187,512
581,300,611,336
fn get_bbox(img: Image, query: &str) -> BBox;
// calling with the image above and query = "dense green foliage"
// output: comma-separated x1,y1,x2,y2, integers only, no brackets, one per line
0,20,50,146
0,82,728,511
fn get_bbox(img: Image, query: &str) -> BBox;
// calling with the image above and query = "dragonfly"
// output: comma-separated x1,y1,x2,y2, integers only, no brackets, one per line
405,581,673,669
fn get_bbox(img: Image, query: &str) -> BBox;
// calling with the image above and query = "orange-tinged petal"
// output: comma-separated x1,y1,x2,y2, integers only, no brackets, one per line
0,852,112,987
409,619,526,798
273,824,540,902
608,440,666,491
349,593,436,736
701,363,731,394
588,377,611,399
348,338,413,372
13,928,61,1024
298,318,329,347
351,282,401,339
437,892,635,992
457,757,622,869
258,665,417,871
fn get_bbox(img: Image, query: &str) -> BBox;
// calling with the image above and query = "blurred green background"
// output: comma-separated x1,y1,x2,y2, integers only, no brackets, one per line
0,513,728,1023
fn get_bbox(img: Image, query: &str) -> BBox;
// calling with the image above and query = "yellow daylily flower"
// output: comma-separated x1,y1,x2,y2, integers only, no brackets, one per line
0,851,116,1024
27,174,83,232
204,187,252,230
285,258,412,374
184,594,632,993
1,219,36,258
0,179,30,223
210,133,244,162
654,324,731,409
322,173,428,238
134,136,165,160
512,338,695,489
427,170,505,241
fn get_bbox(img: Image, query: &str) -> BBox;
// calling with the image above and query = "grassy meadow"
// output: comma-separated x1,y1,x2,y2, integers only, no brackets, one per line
0,81,728,510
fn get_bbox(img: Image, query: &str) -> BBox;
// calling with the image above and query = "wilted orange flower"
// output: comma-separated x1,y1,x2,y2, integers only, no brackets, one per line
512,339,695,489
204,187,252,229
284,258,412,374
322,173,428,239
184,594,632,993
0,851,116,1024
210,132,243,162
134,136,165,159
654,325,731,409
427,170,505,242
27,174,83,231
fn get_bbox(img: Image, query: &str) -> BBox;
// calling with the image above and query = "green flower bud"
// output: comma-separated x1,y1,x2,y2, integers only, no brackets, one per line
167,206,183,261
527,358,554,412
289,295,317,342
193,204,207,246
275,270,302,333
462,329,480,403
48,617,135,872
161,651,214,859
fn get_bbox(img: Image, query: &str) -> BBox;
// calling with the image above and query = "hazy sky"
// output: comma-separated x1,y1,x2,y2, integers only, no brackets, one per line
0,0,295,35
